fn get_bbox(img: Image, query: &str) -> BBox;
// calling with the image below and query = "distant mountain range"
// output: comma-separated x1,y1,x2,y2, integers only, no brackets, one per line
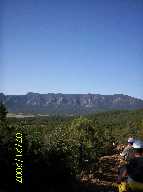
0,92,143,115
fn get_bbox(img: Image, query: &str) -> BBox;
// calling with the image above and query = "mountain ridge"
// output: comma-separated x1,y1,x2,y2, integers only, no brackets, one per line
0,92,143,115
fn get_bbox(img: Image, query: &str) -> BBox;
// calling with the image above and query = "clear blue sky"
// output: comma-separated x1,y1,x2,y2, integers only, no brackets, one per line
1,0,143,99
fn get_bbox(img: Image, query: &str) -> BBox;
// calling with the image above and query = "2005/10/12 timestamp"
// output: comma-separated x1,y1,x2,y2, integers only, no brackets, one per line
15,132,23,184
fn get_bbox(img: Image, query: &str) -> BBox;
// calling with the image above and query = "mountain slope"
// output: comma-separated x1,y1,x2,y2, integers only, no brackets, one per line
0,92,143,115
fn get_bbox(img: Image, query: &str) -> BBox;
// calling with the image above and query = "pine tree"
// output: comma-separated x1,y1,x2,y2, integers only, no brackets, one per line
0,102,8,124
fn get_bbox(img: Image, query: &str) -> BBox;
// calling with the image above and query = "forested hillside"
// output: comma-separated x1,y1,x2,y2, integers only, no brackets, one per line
0,103,143,191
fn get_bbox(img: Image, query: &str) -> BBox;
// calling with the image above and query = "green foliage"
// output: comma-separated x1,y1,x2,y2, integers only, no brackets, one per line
0,102,8,131
0,102,8,122
0,104,15,191
1,108,143,191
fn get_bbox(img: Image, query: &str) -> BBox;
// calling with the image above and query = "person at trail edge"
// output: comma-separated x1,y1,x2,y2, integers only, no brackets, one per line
120,137,134,161
117,139,143,192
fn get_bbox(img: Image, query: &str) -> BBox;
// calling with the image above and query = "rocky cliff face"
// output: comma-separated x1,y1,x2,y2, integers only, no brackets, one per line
0,92,143,115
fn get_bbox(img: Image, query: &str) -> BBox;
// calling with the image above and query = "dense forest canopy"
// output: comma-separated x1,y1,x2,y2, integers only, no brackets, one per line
0,104,143,191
